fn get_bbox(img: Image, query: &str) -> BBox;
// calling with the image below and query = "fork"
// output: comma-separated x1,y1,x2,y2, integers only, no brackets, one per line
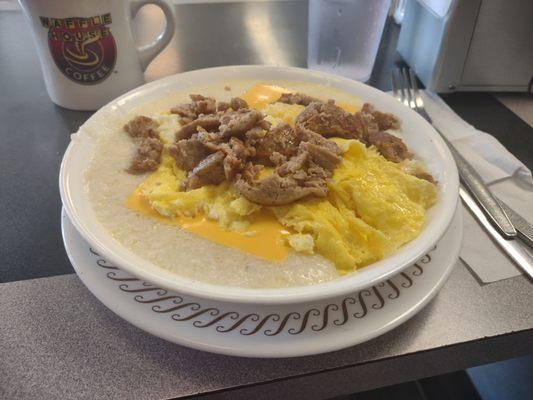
391,67,517,239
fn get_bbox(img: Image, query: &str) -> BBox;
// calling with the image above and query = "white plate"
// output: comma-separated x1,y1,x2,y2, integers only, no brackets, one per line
59,65,459,305
62,203,462,358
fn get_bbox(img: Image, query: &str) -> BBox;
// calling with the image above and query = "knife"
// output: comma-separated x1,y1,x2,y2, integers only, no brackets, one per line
460,187,533,280
498,199,533,250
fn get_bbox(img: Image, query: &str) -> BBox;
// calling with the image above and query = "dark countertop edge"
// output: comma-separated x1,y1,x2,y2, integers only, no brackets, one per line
177,328,533,400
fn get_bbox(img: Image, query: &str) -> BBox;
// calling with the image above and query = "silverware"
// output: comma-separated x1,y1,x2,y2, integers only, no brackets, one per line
391,67,516,239
498,199,533,249
391,67,533,279
461,188,533,279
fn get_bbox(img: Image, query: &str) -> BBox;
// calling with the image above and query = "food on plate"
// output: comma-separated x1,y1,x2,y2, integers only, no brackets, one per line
86,81,437,288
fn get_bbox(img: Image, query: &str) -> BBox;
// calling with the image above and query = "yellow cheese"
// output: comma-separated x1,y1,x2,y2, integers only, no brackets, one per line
240,84,291,110
126,183,289,262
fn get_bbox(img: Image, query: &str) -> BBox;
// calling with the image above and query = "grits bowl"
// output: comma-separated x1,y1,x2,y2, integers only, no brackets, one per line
59,65,459,305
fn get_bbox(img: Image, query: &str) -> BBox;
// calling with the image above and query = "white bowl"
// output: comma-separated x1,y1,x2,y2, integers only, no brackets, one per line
60,65,459,305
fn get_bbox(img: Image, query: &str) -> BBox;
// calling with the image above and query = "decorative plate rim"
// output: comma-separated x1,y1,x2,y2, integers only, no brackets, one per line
90,248,434,336
62,205,463,357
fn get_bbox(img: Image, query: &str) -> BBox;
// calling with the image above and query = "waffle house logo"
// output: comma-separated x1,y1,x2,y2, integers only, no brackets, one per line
40,14,116,85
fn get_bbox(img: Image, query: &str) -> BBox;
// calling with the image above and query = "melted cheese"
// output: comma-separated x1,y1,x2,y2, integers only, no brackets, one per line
126,187,289,262
240,83,358,113
240,84,291,109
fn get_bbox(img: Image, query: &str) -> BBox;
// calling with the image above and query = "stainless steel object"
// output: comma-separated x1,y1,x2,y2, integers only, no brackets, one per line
391,67,533,279
397,0,533,93
460,188,533,280
498,200,533,250
391,67,516,239
135,0,308,81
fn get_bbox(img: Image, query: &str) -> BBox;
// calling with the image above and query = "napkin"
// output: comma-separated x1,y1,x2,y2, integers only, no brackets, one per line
421,91,533,283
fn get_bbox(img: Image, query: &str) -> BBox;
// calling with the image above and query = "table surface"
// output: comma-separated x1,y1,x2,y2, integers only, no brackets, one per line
1,2,532,399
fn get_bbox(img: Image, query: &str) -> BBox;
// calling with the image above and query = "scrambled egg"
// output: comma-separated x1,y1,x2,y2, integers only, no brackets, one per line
272,139,436,272
128,87,437,274
140,153,261,232
262,102,305,126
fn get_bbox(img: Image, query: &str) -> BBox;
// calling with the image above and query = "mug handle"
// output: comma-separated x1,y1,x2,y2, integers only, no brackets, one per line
130,0,175,71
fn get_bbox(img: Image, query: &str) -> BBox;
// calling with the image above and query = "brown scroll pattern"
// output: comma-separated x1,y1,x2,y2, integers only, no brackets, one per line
89,247,435,336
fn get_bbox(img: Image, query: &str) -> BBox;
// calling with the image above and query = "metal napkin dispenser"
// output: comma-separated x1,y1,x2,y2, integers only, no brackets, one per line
397,0,533,93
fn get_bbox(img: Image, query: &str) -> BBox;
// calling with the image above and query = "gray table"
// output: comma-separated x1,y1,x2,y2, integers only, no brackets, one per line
1,2,532,399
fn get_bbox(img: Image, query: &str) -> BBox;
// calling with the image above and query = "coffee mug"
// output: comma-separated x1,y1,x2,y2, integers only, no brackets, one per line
18,0,175,110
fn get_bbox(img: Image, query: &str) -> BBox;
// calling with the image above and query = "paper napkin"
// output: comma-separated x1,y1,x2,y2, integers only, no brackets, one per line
421,91,533,283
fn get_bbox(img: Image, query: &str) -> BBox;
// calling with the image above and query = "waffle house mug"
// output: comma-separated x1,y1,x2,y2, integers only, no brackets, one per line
18,0,175,110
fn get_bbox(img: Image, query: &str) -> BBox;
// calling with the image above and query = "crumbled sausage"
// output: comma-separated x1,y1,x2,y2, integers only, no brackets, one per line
361,103,400,131
294,124,342,155
128,136,163,173
219,137,256,181
124,116,163,173
171,94,217,124
176,115,221,141
128,91,421,203
296,101,363,139
183,152,226,190
366,131,411,163
299,141,342,171
230,97,248,110
170,103,197,124
234,173,326,206
278,92,321,106
246,123,302,165
235,138,340,205
217,101,230,112
124,116,159,139
269,152,287,166
297,100,409,163
415,171,436,184
219,109,263,138
168,137,212,171
276,150,309,177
